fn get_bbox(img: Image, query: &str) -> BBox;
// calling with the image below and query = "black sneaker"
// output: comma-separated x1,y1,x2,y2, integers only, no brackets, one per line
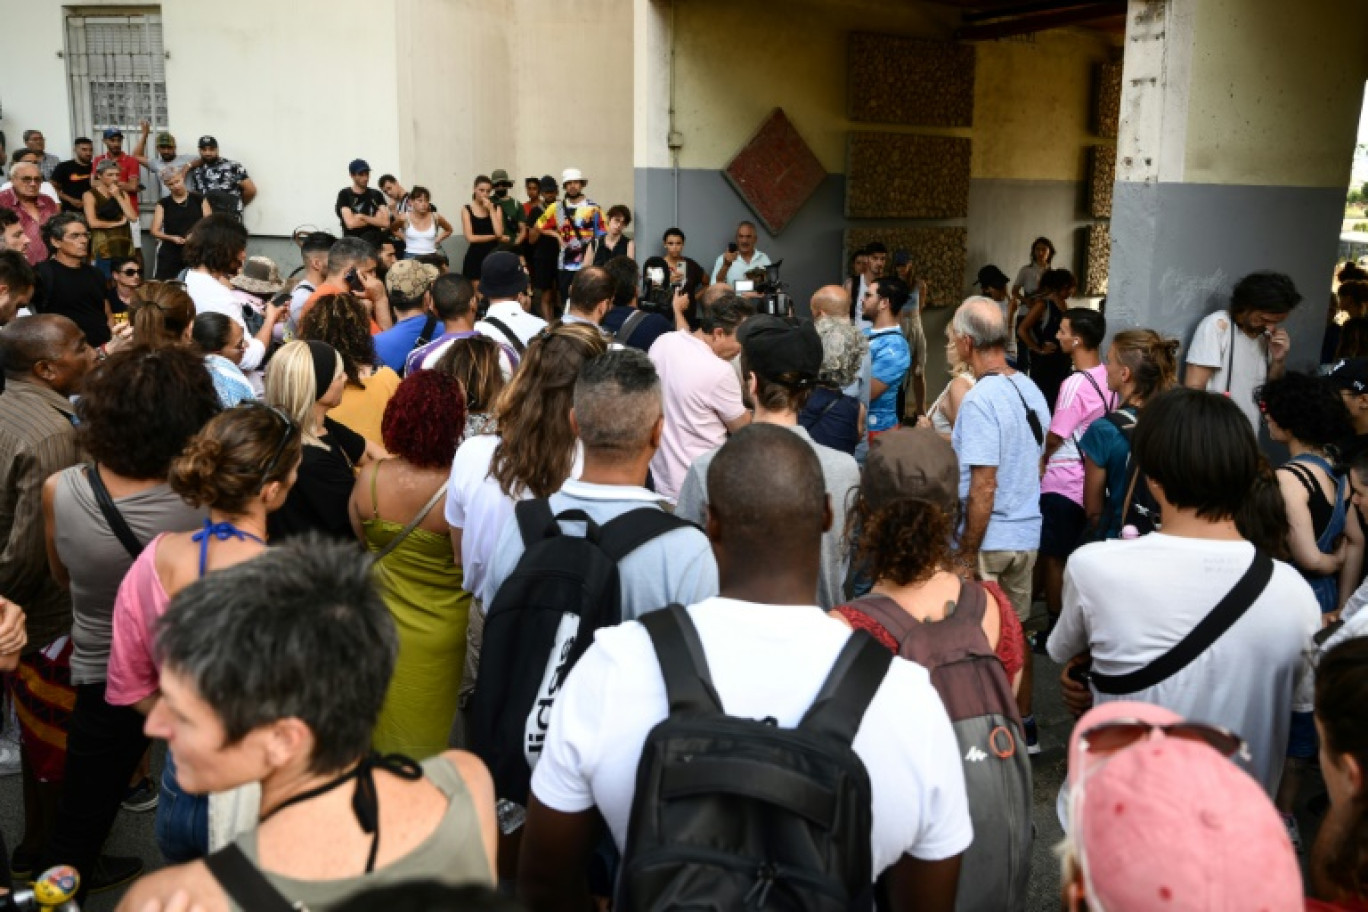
87,854,144,894
121,776,158,813
9,844,38,882
1023,715,1042,756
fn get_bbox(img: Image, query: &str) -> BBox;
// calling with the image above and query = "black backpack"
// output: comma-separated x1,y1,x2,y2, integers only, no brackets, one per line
618,605,892,912
467,498,691,806
1104,406,1161,536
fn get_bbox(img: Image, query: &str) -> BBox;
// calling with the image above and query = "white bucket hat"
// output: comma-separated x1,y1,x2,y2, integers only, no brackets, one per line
561,167,586,186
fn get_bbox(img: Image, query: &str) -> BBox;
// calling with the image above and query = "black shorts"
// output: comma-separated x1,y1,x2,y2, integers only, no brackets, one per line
1039,492,1087,559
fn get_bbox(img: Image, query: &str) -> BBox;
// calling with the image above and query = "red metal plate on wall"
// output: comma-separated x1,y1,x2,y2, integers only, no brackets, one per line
723,108,827,236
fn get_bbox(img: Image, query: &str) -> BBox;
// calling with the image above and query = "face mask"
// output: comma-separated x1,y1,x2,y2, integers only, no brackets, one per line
493,188,507,198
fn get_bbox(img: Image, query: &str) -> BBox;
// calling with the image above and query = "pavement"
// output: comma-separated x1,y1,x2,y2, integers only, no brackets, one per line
0,640,1323,911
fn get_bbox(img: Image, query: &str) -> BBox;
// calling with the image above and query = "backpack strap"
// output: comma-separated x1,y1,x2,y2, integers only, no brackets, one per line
596,507,692,562
85,463,144,560
840,594,920,646
514,498,558,549
1091,551,1273,694
799,631,893,746
482,315,526,355
615,309,650,346
203,844,296,912
640,604,724,715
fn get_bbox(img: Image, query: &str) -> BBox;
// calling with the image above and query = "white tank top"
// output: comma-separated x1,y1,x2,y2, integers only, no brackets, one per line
403,216,439,256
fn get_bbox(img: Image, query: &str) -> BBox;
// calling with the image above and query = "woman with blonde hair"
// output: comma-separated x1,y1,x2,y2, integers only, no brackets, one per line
266,340,385,540
924,323,977,440
298,292,400,446
1078,328,1180,540
127,279,196,348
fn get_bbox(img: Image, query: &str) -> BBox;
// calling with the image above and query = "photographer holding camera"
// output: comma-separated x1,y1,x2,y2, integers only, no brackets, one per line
712,221,770,288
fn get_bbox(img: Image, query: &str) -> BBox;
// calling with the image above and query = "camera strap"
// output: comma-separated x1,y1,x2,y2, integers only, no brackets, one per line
616,309,650,346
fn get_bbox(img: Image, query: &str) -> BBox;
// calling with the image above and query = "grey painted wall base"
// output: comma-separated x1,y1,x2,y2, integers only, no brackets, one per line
1108,181,1344,372
635,169,1097,317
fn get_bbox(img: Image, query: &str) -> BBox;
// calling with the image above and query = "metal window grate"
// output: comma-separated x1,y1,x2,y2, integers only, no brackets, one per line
65,10,167,140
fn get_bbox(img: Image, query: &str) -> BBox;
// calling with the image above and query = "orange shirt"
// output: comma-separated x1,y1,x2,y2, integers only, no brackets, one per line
298,281,382,334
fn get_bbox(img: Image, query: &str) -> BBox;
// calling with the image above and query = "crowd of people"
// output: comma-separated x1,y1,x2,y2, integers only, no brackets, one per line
0,124,1366,912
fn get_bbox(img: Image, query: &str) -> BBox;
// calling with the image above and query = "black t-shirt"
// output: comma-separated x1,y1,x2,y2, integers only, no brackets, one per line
159,192,205,239
601,306,672,353
267,417,367,541
50,159,92,212
33,259,111,347
335,188,388,246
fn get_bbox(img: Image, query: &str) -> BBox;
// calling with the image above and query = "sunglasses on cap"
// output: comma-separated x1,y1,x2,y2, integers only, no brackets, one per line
1079,719,1249,762
235,401,300,489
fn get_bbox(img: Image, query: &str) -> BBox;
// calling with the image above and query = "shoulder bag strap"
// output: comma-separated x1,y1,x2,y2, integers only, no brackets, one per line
596,507,692,562
1224,318,1236,394
987,372,1045,446
85,464,144,560
640,604,724,715
203,844,296,912
482,315,525,355
799,631,893,746
1091,551,1274,695
373,481,449,563
411,314,440,353
615,309,650,345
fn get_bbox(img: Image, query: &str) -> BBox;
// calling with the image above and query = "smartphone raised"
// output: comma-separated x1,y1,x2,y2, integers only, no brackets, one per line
345,268,365,294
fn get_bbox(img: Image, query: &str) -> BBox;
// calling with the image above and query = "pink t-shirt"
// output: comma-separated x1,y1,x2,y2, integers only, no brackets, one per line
106,534,172,707
1041,363,1113,505
648,331,747,501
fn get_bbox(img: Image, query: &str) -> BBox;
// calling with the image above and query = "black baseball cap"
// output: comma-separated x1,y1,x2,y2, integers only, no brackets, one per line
198,135,218,149
538,175,558,193
738,316,822,388
1328,357,1368,394
481,251,529,299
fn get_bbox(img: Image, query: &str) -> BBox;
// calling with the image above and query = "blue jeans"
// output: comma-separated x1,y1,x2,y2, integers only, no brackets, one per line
155,751,209,863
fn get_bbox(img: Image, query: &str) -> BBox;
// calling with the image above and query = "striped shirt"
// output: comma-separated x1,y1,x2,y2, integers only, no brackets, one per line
0,379,82,651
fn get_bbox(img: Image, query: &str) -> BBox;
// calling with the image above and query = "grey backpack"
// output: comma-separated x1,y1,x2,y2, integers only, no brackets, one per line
839,582,1032,911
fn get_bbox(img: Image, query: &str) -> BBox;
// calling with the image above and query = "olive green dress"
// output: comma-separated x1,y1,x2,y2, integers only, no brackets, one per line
364,466,470,759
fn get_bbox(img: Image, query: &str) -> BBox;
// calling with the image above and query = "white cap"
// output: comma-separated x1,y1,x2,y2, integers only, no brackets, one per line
561,168,585,185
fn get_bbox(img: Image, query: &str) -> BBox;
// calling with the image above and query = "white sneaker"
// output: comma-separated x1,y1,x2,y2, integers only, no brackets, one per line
0,743,21,777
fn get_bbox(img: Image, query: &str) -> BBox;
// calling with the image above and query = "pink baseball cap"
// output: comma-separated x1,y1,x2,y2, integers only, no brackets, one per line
1073,737,1302,910
1066,701,1183,789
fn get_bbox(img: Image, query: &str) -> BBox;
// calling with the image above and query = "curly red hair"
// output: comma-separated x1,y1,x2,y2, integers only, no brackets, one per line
381,370,466,469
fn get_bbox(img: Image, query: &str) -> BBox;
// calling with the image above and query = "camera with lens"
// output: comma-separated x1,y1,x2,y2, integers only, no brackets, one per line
640,257,681,318
735,260,792,318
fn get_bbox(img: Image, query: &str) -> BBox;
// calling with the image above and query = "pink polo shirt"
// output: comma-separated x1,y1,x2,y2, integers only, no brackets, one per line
0,188,57,265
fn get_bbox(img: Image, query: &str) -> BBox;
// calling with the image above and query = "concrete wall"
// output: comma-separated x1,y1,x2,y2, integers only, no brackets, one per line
1108,0,1368,370
634,0,1119,313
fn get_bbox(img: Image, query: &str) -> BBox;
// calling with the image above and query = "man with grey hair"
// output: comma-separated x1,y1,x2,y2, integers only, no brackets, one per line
0,160,57,265
484,348,717,621
297,236,392,329
711,220,771,287
948,294,1050,751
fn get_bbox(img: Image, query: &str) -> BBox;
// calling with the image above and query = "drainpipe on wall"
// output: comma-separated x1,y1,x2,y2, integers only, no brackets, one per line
668,0,683,227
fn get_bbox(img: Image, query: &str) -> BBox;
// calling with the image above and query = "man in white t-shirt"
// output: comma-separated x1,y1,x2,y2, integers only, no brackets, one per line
473,250,547,355
648,290,753,501
520,424,972,911
711,220,771,287
1183,271,1301,431
1048,387,1320,796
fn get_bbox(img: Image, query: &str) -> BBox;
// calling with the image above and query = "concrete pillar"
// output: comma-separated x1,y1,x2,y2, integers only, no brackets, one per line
1107,0,1368,368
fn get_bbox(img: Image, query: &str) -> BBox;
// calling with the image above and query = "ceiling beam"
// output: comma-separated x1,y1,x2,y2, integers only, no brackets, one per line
955,0,1128,39
961,1,1105,24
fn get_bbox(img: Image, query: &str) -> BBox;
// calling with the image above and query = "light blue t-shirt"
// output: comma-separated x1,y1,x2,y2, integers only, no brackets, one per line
952,372,1051,552
865,327,911,434
483,479,719,622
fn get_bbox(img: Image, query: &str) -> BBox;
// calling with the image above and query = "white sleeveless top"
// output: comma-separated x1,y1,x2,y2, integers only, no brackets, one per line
403,216,439,256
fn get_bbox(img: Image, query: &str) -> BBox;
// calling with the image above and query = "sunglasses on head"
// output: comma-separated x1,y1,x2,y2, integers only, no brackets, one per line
235,401,300,488
1079,719,1249,762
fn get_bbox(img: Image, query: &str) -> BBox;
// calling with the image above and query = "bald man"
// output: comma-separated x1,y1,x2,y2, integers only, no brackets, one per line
947,295,1050,751
520,424,971,912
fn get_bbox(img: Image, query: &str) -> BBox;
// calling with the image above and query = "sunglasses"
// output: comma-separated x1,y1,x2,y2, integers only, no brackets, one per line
236,401,300,488
1079,719,1249,762
120,267,142,277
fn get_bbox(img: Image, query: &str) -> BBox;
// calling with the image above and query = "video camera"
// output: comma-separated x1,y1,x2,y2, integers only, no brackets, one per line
734,260,792,318
640,257,681,318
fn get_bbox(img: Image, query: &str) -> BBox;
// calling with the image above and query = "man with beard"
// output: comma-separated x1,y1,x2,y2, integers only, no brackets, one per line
50,138,95,213
186,135,256,216
535,168,606,304
132,123,195,205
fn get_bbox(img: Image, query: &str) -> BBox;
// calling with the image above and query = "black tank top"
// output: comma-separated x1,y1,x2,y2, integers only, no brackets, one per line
593,235,629,266
160,193,204,238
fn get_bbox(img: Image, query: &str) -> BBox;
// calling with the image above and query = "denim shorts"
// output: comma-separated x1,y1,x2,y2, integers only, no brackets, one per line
1287,710,1318,760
